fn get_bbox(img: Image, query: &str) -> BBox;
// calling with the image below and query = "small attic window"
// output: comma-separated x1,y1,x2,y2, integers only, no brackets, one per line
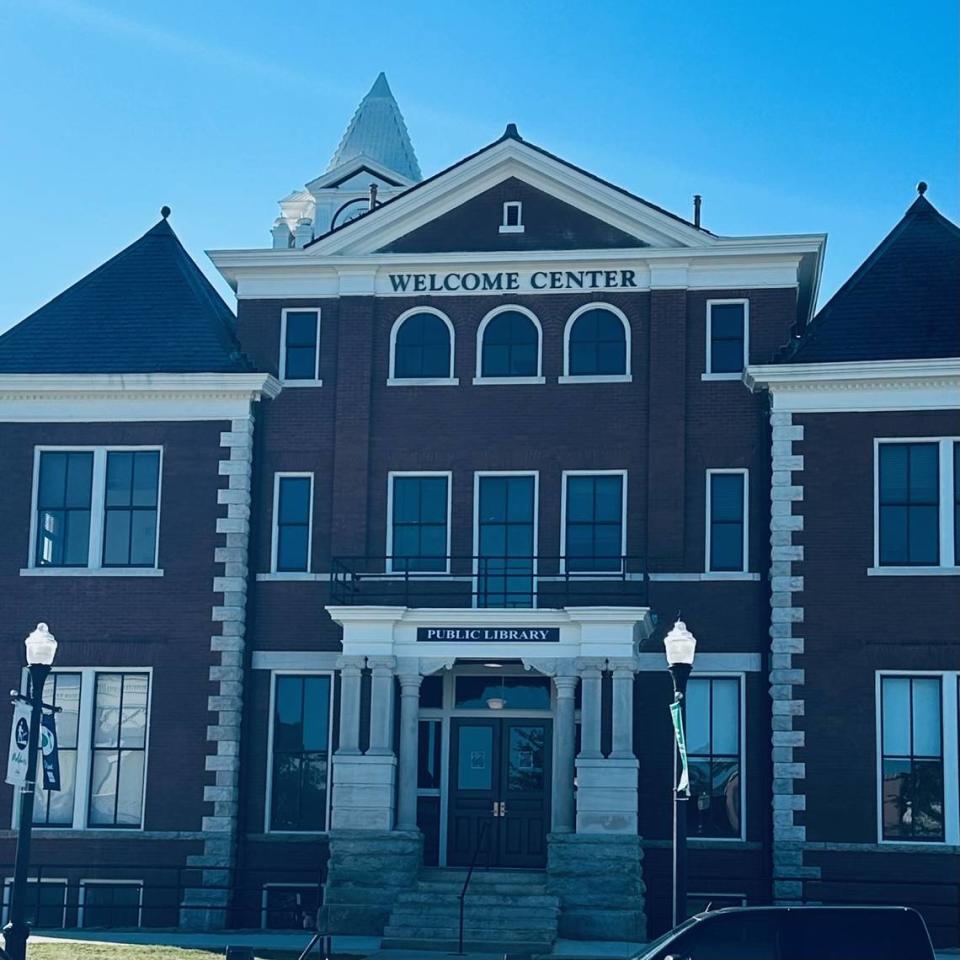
499,201,524,234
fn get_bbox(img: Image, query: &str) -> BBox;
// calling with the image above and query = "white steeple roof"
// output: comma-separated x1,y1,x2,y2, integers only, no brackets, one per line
327,72,421,183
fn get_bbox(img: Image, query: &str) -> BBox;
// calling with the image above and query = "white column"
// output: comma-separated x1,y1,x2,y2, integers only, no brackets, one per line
396,668,423,831
577,658,604,759
336,655,364,756
609,658,637,759
552,674,578,833
367,656,397,755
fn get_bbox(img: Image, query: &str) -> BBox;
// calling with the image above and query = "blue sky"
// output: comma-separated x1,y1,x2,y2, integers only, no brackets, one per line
1,0,956,331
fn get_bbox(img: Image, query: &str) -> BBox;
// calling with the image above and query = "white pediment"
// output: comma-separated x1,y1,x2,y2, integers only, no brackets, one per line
304,137,716,257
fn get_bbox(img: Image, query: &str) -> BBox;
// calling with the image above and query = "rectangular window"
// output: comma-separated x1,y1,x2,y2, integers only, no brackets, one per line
563,472,625,572
707,471,747,572
706,301,747,375
262,885,321,930
880,676,944,841
281,309,321,381
685,676,743,839
2,880,67,929
269,674,332,832
272,474,313,573
878,443,939,566
31,447,162,571
388,474,450,573
954,442,959,561
418,720,442,789
35,451,93,566
88,673,149,828
499,201,524,233
33,672,81,827
475,474,537,608
102,451,160,567
80,882,142,928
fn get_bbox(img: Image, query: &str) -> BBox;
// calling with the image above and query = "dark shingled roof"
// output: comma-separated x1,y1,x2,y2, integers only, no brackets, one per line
780,194,960,363
0,218,254,374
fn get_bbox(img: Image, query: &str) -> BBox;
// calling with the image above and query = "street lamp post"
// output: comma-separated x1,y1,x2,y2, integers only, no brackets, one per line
664,619,697,930
3,623,57,960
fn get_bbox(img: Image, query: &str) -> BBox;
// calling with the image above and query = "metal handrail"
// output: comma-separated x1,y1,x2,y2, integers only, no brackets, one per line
457,818,490,956
331,554,647,608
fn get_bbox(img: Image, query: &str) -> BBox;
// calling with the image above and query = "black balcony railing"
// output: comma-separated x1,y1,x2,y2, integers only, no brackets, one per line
330,555,647,608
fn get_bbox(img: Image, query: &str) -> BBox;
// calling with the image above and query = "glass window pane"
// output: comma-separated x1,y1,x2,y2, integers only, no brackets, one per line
510,343,537,375
911,679,941,757
299,754,328,831
286,311,318,346
36,751,76,825
710,523,743,571
419,525,447,560
596,340,626,375
302,677,330,752
94,675,122,748
418,720,442,788
457,725,493,790
710,303,745,338
129,511,158,566
685,680,710,756
120,675,148,749
65,452,94,508
279,478,311,524
83,884,141,928
711,338,744,374
711,474,744,522
392,477,420,522
53,675,81,748
911,759,944,839
275,677,304,751
879,505,908,564
506,478,534,521
881,678,910,756
102,511,131,566
594,477,623,521
419,477,448,523
271,754,301,829
908,506,939,564
285,346,316,379
479,477,507,521
88,752,118,825
278,526,309,572
566,478,594,521
115,750,145,825
880,445,909,502
64,510,91,565
711,680,739,755
507,725,545,791
909,445,939,502
37,453,67,508
105,452,133,507
131,452,160,507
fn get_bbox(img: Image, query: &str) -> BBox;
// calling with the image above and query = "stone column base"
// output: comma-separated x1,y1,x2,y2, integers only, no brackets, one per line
320,830,422,935
547,833,646,942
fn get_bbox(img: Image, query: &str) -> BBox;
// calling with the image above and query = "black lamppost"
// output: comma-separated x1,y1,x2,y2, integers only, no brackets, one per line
3,623,57,960
664,619,697,929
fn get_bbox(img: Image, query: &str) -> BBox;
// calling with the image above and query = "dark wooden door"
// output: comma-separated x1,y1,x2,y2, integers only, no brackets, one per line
448,718,551,868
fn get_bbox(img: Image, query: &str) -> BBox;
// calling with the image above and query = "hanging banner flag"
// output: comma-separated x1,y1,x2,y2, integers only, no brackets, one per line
669,700,690,796
6,702,32,788
40,713,60,792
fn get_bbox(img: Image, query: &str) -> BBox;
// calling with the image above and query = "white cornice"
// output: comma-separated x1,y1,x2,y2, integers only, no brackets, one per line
745,358,960,412
0,372,281,422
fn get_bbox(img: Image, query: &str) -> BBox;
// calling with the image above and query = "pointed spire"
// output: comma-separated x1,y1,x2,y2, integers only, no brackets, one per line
327,73,422,182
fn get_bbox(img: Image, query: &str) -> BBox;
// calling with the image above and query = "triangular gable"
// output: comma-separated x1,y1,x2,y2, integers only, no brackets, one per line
305,130,714,257
306,156,414,193
378,177,648,253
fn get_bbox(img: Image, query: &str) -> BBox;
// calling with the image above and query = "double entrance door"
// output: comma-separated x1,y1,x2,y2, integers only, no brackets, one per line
447,717,552,868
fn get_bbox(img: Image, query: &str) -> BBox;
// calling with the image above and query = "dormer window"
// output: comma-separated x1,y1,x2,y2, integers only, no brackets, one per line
499,201,524,234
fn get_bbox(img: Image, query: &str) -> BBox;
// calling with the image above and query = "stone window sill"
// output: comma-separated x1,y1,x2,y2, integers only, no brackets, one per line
867,566,960,576
558,374,633,384
472,376,546,386
280,379,324,388
386,377,459,387
256,572,331,582
701,372,743,382
20,567,163,578
648,572,760,582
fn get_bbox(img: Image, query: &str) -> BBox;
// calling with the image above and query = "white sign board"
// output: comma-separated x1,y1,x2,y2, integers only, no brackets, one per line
6,702,32,788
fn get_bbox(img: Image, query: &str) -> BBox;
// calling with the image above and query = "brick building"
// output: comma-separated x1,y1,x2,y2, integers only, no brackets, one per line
0,74,956,948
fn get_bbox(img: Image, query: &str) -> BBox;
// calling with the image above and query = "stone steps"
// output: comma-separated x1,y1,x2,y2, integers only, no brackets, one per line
383,867,559,952
380,936,554,954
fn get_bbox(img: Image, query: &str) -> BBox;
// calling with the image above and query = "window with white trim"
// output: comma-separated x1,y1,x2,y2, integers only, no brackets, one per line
19,669,151,830
390,310,454,381
271,474,313,573
262,884,321,930
79,881,143,928
706,470,748,573
686,676,743,839
268,674,332,832
879,675,947,842
876,439,959,569
280,309,321,383
388,473,450,573
477,308,541,380
499,201,524,233
562,472,626,572
564,306,629,378
1,879,67,929
706,300,748,375
32,448,161,570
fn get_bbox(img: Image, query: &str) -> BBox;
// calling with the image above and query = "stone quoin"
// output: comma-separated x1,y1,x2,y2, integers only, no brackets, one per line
0,73,957,949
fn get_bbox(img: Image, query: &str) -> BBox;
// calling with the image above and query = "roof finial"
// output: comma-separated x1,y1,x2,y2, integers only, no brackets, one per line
502,123,521,141
160,205,171,219
916,181,928,197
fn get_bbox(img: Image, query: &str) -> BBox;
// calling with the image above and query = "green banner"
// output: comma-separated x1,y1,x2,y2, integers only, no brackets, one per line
669,700,690,796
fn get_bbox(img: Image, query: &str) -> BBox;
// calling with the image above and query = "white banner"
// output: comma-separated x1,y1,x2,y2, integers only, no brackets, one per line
6,702,32,788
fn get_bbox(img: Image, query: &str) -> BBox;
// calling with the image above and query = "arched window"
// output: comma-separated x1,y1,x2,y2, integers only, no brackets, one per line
477,307,541,379
390,309,454,381
564,305,630,378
